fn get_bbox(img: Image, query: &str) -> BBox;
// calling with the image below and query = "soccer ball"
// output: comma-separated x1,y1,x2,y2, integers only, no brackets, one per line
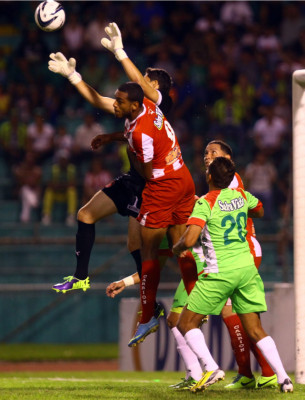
34,1,65,32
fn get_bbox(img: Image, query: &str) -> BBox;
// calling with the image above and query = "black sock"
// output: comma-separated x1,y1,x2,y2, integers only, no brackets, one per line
74,220,95,280
130,249,142,278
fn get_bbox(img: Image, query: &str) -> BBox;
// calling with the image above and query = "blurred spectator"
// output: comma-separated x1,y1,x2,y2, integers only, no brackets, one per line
255,70,276,107
73,111,106,163
63,12,85,56
251,105,287,158
210,88,246,150
171,69,194,122
13,152,42,223
14,27,49,84
280,3,305,48
41,150,77,226
84,9,110,52
256,26,281,68
0,108,27,168
221,31,241,69
11,83,32,123
42,84,62,125
208,50,231,101
53,124,73,160
233,73,256,123
80,54,104,88
220,1,253,27
235,48,259,86
0,83,11,121
98,63,125,98
244,151,277,219
134,1,165,27
82,157,113,205
195,6,223,33
26,108,55,163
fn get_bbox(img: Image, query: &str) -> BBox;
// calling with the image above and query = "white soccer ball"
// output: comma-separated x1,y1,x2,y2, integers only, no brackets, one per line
34,1,65,32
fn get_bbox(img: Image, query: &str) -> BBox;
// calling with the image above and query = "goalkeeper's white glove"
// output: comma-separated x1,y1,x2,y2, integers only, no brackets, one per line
101,22,128,61
48,52,82,85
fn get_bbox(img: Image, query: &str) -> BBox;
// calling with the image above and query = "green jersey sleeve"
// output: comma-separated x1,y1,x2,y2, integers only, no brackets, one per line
245,190,259,209
188,198,211,226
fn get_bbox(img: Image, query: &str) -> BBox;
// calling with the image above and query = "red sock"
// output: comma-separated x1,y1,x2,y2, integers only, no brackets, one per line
223,314,252,378
250,341,275,377
140,259,160,324
177,251,197,295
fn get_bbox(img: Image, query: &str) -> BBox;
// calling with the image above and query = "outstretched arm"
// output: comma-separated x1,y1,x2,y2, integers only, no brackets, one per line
101,23,159,103
48,52,115,114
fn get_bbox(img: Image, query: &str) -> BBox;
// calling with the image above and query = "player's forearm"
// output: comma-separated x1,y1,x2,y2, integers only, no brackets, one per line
120,58,158,103
104,132,126,143
74,81,115,114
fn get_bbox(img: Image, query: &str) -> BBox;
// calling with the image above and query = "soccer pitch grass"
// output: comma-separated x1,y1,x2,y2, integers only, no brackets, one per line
0,371,303,400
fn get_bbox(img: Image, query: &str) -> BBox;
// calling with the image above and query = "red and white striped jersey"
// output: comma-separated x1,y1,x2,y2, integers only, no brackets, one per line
124,98,184,180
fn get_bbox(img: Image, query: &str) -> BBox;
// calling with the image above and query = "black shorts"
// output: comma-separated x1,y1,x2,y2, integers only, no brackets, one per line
102,170,146,218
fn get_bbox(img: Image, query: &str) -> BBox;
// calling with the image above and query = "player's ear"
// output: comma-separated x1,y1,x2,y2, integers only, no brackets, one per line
225,154,231,160
131,101,140,112
151,80,159,89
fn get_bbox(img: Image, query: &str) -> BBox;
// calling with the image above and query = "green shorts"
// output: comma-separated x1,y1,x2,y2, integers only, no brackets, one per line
187,265,267,316
170,246,205,313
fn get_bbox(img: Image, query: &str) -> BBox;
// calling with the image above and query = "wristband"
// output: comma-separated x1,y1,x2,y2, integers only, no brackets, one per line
115,49,128,61
68,71,82,85
123,275,134,287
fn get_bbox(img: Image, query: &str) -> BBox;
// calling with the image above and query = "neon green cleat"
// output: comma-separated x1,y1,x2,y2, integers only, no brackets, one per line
169,377,198,390
190,369,225,392
52,276,90,293
225,374,256,389
256,374,278,389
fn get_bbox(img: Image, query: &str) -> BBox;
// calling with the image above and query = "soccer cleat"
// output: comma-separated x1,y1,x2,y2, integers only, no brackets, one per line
128,316,159,347
280,378,293,393
256,374,278,389
52,276,90,293
154,303,165,319
169,377,198,390
190,369,225,392
225,374,256,389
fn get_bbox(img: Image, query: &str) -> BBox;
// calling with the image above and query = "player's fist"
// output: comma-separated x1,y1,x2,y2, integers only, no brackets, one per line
91,134,108,150
101,22,127,61
48,52,81,85
106,280,125,298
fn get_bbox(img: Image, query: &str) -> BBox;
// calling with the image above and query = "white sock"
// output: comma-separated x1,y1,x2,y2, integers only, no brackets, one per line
185,328,219,372
256,336,289,383
171,327,202,381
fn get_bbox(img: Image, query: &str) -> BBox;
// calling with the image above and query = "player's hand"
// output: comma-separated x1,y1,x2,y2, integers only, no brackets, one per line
48,52,82,85
101,22,127,61
106,280,125,298
91,134,108,150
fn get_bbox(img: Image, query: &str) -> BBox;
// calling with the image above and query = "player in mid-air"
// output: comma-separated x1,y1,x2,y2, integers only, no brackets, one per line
107,140,277,390
48,51,197,347
173,156,293,393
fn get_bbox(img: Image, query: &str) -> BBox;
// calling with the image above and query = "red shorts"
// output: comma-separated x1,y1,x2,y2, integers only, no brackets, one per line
137,164,195,228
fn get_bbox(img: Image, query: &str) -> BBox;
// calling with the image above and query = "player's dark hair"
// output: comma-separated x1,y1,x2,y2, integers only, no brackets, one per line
209,157,235,189
208,140,233,158
145,67,172,94
118,82,144,106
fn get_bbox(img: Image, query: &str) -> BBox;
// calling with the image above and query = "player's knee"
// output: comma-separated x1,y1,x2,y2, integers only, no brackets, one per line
77,207,95,224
